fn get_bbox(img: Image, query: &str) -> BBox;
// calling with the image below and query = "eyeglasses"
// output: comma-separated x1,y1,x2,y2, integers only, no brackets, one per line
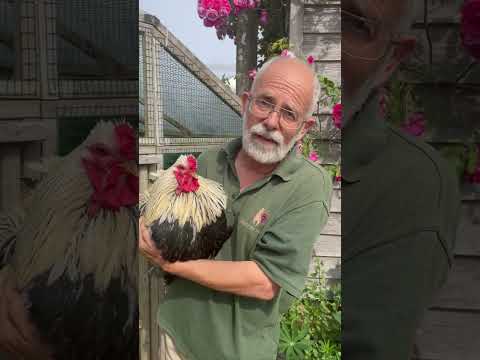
342,9,403,61
247,95,304,129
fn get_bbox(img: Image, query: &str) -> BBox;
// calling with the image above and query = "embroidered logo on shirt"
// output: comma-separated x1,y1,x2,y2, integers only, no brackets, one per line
253,208,269,226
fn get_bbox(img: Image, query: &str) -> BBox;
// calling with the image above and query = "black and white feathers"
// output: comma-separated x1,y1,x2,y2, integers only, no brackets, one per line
140,155,232,267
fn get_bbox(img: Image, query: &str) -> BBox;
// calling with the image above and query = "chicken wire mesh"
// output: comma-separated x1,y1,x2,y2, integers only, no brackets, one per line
140,18,242,147
157,45,242,138
55,0,137,77
0,0,37,96
54,0,137,98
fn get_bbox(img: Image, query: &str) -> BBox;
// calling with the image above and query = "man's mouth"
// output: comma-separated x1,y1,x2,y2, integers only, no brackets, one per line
253,133,278,145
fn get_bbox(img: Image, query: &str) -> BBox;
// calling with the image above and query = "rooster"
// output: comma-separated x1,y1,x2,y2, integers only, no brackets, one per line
140,154,232,283
0,121,139,360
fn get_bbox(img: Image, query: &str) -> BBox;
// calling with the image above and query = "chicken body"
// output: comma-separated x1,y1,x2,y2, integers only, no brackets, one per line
0,121,138,360
141,155,232,282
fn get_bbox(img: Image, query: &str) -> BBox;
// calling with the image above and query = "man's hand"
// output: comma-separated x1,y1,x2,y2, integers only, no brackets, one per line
138,217,176,272
0,269,53,359
138,218,278,300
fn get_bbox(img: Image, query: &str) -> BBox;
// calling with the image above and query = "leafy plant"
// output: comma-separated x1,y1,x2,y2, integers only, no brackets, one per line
278,260,341,360
264,37,290,61
317,76,341,106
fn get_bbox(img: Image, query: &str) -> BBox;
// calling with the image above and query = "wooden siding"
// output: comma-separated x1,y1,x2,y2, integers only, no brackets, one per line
409,1,480,358
290,0,342,281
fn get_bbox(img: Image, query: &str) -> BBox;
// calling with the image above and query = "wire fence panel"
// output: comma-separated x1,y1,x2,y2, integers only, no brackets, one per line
140,14,242,151
157,45,242,139
55,0,137,82
0,0,37,96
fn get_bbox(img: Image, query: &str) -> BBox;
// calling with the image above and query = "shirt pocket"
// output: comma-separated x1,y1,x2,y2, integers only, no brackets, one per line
237,216,265,257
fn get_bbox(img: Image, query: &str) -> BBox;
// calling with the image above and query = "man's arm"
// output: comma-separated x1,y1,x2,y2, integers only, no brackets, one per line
139,218,279,300
0,269,53,359
166,259,280,300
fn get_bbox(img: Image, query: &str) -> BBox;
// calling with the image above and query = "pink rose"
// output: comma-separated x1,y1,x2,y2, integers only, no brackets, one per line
280,49,295,58
259,9,269,25
332,103,342,129
401,112,426,137
308,151,319,162
461,0,480,60
307,55,315,65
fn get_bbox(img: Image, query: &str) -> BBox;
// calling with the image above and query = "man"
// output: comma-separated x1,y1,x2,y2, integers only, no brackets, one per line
342,1,460,359
139,56,333,359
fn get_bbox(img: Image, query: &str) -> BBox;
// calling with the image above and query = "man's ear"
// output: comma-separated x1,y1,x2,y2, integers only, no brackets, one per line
298,117,317,139
382,37,416,81
240,91,250,115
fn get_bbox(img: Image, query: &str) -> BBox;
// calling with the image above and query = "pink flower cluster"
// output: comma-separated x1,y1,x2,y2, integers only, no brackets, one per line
401,112,425,137
465,145,480,184
197,0,232,27
461,0,480,60
233,0,260,15
332,103,342,129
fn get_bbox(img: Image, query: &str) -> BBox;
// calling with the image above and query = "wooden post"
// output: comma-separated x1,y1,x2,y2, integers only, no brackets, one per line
139,165,152,360
0,144,22,212
235,9,258,95
288,0,304,57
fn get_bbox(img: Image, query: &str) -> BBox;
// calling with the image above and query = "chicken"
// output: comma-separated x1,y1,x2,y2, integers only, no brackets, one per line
140,154,232,283
0,121,139,360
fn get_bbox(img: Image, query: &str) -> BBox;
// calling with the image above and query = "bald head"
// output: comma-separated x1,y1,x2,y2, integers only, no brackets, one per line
251,56,320,117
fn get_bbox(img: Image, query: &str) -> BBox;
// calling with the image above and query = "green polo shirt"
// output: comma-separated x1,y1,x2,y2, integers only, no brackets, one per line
342,91,461,359
156,138,332,360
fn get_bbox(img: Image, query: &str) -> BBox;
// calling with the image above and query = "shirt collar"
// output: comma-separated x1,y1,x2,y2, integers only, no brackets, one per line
222,137,301,182
342,90,389,183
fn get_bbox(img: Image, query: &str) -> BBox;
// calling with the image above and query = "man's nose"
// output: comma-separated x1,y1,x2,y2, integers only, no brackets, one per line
263,110,281,130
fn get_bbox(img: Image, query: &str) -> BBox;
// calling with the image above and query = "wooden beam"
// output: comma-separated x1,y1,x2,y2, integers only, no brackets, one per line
0,121,47,143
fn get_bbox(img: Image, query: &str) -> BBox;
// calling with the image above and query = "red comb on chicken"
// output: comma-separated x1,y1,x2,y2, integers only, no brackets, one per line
81,123,138,216
173,155,200,195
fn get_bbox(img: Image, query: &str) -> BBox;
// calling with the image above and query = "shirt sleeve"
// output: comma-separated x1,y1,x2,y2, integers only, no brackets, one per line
251,200,330,298
343,231,451,360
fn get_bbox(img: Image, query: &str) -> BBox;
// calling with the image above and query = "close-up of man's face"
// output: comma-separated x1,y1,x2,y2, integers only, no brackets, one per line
240,59,316,164
342,0,415,124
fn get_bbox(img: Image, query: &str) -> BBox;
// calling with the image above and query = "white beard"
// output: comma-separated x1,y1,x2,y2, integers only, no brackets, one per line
241,113,302,164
